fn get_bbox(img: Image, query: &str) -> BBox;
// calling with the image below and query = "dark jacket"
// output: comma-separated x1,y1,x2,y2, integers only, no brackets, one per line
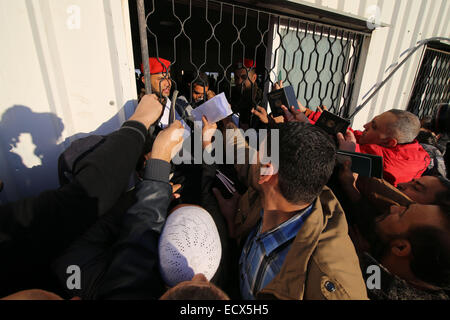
420,143,447,177
230,84,263,127
0,120,147,297
52,149,235,300
359,252,449,300
52,159,172,300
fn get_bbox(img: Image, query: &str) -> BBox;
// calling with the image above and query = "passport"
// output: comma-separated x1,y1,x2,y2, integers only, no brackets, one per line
315,110,350,136
267,85,300,117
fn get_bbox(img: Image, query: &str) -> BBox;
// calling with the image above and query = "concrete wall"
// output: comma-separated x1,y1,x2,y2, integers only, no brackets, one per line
289,0,450,129
0,0,137,203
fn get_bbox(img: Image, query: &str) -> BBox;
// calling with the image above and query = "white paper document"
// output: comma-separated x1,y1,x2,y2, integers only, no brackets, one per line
191,92,232,125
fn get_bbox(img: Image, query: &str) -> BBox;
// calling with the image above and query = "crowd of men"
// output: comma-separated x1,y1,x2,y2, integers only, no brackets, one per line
0,57,449,301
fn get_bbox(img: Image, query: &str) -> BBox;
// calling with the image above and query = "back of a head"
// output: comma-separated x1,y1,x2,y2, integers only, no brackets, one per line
273,122,336,204
160,282,229,300
416,130,437,146
420,115,434,131
1,289,63,300
158,205,222,287
432,103,450,134
388,109,421,144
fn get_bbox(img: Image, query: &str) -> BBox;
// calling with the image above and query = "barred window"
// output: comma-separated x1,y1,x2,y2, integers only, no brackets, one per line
129,0,367,119
269,19,363,116
408,41,450,119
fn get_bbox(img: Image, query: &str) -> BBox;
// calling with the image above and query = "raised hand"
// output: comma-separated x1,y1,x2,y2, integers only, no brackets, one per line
274,80,283,90
129,94,164,129
150,121,185,163
281,105,310,123
206,90,216,100
202,116,218,149
251,106,269,124
317,105,328,112
336,130,357,152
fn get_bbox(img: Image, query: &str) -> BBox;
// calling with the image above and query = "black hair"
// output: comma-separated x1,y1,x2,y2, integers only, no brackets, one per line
192,72,209,88
408,226,450,289
161,283,229,300
416,130,438,146
420,115,434,131
273,122,336,204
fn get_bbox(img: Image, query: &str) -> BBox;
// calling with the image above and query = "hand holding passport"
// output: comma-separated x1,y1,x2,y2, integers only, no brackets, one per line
315,110,351,136
267,85,383,178
337,150,383,178
268,85,301,117
336,130,383,179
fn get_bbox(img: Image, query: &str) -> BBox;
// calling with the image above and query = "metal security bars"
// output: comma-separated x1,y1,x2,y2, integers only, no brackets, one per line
133,0,367,119
268,18,364,117
349,37,450,120
408,44,450,119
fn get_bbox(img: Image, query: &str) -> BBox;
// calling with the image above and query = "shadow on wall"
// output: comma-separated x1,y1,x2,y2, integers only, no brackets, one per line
0,105,64,204
0,101,136,204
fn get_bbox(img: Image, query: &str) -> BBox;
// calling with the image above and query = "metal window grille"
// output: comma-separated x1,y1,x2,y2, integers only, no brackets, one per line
408,44,450,119
133,0,366,119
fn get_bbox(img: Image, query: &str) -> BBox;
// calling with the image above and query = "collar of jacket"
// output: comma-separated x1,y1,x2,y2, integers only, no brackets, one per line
236,186,368,300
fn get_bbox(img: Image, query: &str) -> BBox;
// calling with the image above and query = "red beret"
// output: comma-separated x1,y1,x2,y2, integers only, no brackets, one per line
235,59,256,69
140,57,171,75
244,58,256,68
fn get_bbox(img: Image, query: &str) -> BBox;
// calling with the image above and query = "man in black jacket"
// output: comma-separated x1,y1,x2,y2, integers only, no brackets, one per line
52,119,230,300
0,94,164,297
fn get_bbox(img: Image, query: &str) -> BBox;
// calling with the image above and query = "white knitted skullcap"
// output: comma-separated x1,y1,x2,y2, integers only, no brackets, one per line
158,205,222,287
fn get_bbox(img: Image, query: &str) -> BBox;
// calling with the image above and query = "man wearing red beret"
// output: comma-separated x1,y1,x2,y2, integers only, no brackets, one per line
230,59,263,129
140,57,191,134
142,57,172,97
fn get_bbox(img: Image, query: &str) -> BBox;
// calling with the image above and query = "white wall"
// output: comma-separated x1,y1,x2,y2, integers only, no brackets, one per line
0,0,137,203
289,0,450,129
1,0,448,204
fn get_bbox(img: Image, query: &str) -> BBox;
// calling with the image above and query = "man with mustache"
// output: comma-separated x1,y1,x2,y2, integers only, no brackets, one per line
230,59,263,129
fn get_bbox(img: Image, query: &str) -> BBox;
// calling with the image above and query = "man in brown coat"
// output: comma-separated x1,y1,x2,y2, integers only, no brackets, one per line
204,120,368,300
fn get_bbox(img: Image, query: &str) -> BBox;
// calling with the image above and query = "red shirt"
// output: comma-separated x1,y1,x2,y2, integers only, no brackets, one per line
307,111,431,186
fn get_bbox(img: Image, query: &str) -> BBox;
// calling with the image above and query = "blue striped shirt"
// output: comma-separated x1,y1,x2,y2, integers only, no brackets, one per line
239,204,314,300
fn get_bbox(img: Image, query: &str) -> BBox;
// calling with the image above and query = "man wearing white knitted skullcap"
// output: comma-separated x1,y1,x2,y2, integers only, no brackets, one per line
158,204,222,287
